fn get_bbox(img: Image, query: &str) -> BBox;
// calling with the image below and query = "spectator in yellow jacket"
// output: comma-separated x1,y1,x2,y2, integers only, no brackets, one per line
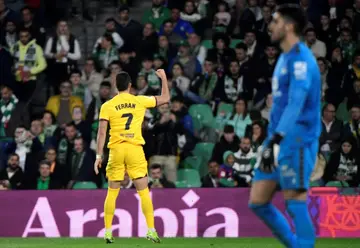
46,81,85,127
10,28,47,102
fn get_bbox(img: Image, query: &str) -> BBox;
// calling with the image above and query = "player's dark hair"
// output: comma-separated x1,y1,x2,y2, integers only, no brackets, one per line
116,71,132,91
276,4,307,36
150,164,162,170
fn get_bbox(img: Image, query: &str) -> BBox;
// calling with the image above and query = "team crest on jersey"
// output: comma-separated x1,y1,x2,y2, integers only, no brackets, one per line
272,77,282,97
294,61,307,80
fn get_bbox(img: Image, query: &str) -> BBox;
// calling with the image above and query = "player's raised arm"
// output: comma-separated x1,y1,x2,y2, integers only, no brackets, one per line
275,58,312,137
154,69,170,106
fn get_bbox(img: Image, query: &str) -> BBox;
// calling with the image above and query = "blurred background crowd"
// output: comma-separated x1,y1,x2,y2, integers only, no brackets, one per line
0,0,359,190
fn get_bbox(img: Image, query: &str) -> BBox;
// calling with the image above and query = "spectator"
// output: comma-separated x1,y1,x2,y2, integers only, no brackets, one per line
94,18,124,50
171,63,190,95
0,0,19,34
260,93,272,121
2,20,17,49
181,0,202,24
138,23,159,60
157,35,177,66
86,81,112,123
218,151,237,187
317,57,330,100
344,105,360,147
24,160,61,190
119,172,135,189
104,60,122,90
42,110,58,139
243,29,262,60
68,136,97,189
160,19,183,47
317,13,338,57
323,137,360,187
304,28,327,58
0,43,15,87
248,121,266,152
19,6,46,47
45,20,81,92
256,4,272,44
214,1,231,31
148,164,175,188
167,76,183,100
201,160,220,188
10,28,46,102
136,74,158,96
139,56,161,90
233,136,256,186
115,5,143,52
0,153,23,189
142,0,171,31
188,32,207,65
164,7,194,38
154,54,166,70
148,103,178,183
187,57,217,103
0,86,29,138
226,98,251,138
342,51,360,100
46,81,85,127
169,40,201,80
81,58,104,98
337,28,357,64
92,34,120,74
69,69,92,110
44,148,58,175
29,118,46,147
347,78,360,110
319,103,343,154
118,47,138,84
72,106,91,144
211,125,240,164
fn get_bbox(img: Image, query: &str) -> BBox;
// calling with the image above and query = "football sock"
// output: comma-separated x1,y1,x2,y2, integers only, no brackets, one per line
137,187,155,229
104,187,120,231
249,203,297,248
286,199,315,248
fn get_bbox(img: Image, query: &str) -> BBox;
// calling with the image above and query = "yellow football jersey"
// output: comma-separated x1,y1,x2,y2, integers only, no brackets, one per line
99,93,156,148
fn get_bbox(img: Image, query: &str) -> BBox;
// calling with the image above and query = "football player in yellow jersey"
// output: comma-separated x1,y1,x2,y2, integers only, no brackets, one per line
94,69,169,244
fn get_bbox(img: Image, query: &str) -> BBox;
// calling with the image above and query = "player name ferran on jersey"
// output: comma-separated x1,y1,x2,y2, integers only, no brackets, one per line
115,103,136,111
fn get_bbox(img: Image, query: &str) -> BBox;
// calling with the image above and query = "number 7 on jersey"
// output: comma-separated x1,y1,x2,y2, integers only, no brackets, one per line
121,113,133,130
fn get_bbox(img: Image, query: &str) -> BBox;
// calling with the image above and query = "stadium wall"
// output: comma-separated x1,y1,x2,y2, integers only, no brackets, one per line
0,188,359,238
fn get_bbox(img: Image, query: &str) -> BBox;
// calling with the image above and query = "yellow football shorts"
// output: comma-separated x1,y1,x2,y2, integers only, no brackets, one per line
106,142,148,181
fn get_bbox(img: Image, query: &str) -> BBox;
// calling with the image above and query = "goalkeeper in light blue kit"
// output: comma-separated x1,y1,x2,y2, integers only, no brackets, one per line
249,4,321,248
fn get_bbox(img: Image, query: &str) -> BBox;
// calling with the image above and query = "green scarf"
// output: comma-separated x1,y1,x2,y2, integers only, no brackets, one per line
71,151,85,178
57,138,68,165
199,73,217,101
37,177,50,190
0,94,19,137
72,84,86,102
92,120,99,140
43,125,57,138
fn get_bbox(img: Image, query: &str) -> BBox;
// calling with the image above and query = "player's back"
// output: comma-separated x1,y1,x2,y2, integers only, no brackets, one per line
270,42,321,145
101,93,156,148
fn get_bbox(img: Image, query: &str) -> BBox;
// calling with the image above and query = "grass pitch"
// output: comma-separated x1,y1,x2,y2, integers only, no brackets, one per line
0,238,359,248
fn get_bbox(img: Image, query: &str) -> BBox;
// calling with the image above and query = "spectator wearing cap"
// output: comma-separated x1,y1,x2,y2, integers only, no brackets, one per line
207,33,236,73
87,81,112,124
188,32,207,65
94,18,124,50
159,7,194,39
160,19,183,47
10,28,46,102
138,23,159,60
169,40,201,80
157,35,177,64
142,0,171,31
211,125,240,164
19,6,46,48
81,58,104,97
23,160,61,190
44,20,81,92
69,69,92,110
45,80,84,127
136,74,158,96
115,5,143,52
139,56,161,90
305,28,327,58
92,33,120,74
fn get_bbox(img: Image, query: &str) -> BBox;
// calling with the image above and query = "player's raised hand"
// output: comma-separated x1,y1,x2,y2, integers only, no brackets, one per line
155,69,167,80
94,157,102,175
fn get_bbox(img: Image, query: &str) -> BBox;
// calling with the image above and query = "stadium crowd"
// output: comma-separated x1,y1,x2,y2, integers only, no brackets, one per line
0,0,359,190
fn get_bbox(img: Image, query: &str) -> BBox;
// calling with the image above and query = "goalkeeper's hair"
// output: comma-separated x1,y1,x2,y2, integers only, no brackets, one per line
276,4,307,36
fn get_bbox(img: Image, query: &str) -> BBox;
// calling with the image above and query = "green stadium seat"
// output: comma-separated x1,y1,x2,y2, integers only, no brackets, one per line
216,102,234,117
102,182,108,189
189,104,215,130
192,142,215,163
177,169,201,188
201,40,213,49
230,39,242,48
175,181,189,188
181,156,204,170
73,181,98,189
325,181,349,187
336,102,349,122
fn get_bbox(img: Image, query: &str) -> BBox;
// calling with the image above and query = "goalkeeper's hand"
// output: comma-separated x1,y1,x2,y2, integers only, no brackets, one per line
260,133,283,173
